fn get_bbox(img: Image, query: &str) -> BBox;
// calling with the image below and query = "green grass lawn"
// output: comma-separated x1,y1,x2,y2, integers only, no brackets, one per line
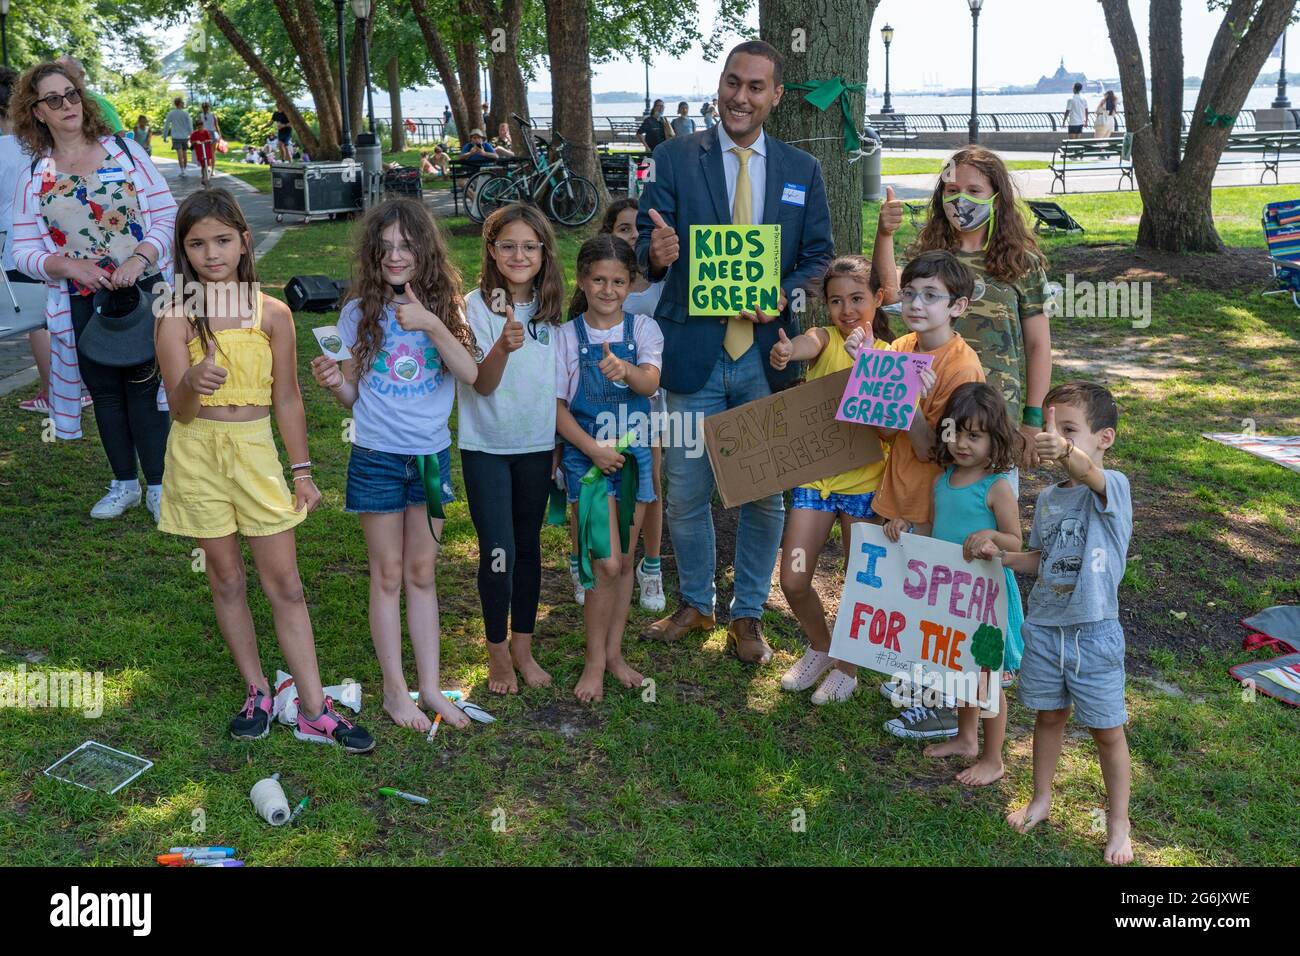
880,157,1050,175
1,188,1297,866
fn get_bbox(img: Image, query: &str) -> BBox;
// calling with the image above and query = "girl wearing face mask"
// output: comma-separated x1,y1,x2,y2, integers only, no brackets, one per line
871,146,1052,476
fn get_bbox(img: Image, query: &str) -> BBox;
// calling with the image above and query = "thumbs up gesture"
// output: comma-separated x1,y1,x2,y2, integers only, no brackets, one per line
878,185,903,236
843,326,867,360
395,282,436,333
1034,405,1071,463
647,208,679,271
498,303,525,353
185,339,228,395
770,327,795,370
598,341,627,382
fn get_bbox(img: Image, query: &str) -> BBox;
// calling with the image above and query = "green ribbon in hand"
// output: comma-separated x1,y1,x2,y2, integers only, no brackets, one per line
415,453,446,542
1203,106,1237,128
576,431,640,591
785,77,867,153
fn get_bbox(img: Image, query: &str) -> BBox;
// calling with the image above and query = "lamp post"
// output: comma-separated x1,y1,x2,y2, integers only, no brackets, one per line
333,0,354,158
0,0,9,69
967,0,983,144
351,0,376,135
644,59,651,116
881,23,895,114
1274,31,1290,109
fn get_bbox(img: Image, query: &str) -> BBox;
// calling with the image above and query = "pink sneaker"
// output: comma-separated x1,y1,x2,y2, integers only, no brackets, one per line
18,393,49,413
293,696,375,753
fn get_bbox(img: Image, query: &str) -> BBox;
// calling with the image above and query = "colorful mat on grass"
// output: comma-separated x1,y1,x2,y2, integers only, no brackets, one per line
1201,434,1300,474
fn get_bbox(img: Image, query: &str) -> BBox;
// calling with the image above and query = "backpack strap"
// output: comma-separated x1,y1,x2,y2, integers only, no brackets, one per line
113,134,137,170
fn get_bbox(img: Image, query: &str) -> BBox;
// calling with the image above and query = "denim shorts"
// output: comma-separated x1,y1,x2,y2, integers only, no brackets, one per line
791,486,877,519
345,444,454,514
561,441,655,505
1018,618,1127,728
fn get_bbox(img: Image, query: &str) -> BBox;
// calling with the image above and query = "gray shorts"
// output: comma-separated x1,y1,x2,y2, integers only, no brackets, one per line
1019,618,1127,728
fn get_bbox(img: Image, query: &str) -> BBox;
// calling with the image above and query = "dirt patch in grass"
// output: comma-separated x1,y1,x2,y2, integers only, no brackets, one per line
1050,243,1271,292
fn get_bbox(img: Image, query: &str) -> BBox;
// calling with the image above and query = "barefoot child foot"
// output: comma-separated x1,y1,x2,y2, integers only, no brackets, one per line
1006,795,1052,833
955,756,1005,787
924,737,979,760
384,688,433,733
486,640,519,694
1104,817,1134,865
418,689,471,728
510,635,552,687
574,662,605,703
607,655,643,689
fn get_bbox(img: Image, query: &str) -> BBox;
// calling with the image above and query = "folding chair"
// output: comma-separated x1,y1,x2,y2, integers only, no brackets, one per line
0,232,18,313
1026,201,1085,235
1262,199,1300,307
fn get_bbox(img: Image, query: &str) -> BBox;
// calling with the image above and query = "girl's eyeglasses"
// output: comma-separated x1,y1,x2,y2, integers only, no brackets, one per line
492,240,542,259
38,89,82,111
899,288,956,306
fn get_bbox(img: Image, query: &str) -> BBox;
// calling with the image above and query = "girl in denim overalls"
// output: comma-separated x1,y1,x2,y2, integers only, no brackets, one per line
555,235,662,703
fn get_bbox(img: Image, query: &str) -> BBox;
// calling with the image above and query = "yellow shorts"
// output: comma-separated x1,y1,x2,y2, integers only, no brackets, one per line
158,415,307,539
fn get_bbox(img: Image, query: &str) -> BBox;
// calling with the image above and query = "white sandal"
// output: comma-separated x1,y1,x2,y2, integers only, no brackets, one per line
811,668,858,705
780,648,833,692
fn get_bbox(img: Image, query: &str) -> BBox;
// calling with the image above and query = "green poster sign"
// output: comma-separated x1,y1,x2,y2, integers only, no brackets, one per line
688,224,781,316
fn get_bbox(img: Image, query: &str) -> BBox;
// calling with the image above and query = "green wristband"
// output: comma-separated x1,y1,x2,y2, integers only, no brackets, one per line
1022,405,1044,427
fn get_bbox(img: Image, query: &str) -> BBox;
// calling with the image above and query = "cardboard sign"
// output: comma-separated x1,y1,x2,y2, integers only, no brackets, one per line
835,348,933,432
312,325,352,361
828,523,1007,712
703,369,884,508
689,224,781,316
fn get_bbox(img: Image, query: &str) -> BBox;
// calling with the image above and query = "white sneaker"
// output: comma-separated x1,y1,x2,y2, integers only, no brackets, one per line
636,559,666,612
145,486,163,524
811,668,858,705
90,481,141,519
569,564,586,606
781,647,833,691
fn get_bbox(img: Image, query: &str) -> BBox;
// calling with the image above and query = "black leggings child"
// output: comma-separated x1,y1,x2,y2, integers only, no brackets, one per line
461,449,553,644
70,293,170,484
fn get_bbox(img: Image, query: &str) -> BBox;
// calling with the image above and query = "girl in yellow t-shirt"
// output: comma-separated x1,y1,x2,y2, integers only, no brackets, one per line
769,255,894,705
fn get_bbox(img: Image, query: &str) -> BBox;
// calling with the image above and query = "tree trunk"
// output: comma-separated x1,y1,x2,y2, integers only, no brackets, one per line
203,0,322,156
544,0,607,203
348,14,371,141
271,0,342,158
410,0,468,138
759,0,875,276
454,26,483,138
473,0,529,133
1101,0,1293,253
386,55,405,152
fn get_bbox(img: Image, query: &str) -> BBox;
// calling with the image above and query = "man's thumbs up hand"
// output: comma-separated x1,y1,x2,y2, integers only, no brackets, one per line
647,207,679,271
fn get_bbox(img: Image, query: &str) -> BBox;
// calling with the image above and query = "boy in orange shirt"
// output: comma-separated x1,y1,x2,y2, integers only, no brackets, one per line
846,250,985,537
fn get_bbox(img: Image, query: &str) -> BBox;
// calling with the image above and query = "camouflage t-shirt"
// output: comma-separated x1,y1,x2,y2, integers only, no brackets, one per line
949,250,1050,427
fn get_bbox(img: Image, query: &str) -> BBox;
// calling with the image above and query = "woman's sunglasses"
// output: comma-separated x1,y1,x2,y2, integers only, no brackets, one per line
38,89,82,112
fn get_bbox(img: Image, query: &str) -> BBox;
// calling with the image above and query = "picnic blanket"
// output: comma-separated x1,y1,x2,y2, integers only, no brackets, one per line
1228,605,1300,707
1202,434,1300,474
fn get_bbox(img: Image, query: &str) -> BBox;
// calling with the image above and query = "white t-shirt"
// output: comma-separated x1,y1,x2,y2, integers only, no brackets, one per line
622,280,664,318
457,288,558,454
164,109,194,140
337,298,457,455
555,312,664,404
200,112,219,134
1066,95,1088,126
0,135,30,272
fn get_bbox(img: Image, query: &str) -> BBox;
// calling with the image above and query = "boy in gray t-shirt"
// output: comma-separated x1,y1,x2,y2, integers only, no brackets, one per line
976,381,1133,865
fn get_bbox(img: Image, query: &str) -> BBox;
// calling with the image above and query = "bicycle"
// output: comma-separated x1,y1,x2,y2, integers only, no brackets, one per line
475,116,599,227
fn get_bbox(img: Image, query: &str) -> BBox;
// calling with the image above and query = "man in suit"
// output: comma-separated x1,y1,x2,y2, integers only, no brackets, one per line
635,40,834,665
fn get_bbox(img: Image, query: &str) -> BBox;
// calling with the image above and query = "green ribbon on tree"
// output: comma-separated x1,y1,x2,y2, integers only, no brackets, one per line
1203,106,1238,128
415,453,446,542
577,431,640,590
784,77,867,153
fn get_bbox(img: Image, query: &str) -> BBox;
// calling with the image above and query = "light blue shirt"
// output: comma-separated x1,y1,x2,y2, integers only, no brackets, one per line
0,135,29,272
715,122,767,224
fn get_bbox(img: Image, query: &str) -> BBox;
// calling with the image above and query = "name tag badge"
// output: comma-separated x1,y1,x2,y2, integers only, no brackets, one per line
97,166,127,184
780,183,806,206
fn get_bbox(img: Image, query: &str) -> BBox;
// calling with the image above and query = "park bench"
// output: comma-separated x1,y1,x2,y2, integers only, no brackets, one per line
605,117,643,144
1049,134,1135,194
871,116,917,150
1196,129,1300,184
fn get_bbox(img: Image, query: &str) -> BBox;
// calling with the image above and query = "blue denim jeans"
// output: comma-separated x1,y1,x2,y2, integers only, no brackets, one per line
663,346,784,620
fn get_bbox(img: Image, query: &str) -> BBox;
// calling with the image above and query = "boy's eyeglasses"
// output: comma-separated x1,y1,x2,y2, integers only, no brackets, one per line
493,241,542,258
900,288,957,306
38,89,83,111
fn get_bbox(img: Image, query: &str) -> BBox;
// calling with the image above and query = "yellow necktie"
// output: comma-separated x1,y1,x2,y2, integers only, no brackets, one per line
723,145,755,360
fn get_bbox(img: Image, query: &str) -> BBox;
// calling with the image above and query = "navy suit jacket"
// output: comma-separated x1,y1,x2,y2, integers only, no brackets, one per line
635,125,835,395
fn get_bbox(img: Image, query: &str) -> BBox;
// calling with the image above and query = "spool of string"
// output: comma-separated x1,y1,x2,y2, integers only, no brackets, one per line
250,773,291,826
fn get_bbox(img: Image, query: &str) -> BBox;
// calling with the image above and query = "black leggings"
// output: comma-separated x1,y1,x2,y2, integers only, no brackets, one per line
461,448,552,644
70,293,170,484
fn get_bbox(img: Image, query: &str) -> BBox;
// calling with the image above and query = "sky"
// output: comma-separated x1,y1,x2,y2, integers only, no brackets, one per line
589,0,1272,95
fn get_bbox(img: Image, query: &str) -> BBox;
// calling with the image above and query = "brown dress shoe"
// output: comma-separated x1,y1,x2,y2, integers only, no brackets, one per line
726,617,773,664
642,604,715,642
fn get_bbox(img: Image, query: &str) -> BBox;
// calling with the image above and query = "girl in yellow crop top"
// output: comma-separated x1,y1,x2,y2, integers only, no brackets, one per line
153,188,374,753
766,254,897,707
